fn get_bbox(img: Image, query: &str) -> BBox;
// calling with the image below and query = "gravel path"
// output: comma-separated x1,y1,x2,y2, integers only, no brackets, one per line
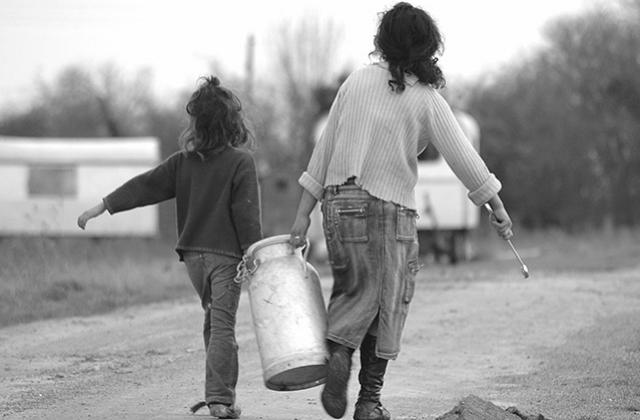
2,262,640,419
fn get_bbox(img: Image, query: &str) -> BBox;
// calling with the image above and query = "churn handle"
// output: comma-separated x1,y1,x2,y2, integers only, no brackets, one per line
234,254,259,283
297,237,311,276
301,237,310,261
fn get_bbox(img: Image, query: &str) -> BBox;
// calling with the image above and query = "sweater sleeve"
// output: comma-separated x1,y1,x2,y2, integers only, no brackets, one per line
103,153,178,214
231,154,263,252
425,91,502,206
299,87,345,200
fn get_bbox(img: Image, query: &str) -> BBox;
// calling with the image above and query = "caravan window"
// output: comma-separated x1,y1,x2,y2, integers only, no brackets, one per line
28,165,77,197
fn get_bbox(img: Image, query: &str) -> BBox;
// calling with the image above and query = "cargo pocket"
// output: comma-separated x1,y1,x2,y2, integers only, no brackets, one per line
403,242,421,304
209,281,237,312
337,203,369,242
322,201,349,271
396,207,417,242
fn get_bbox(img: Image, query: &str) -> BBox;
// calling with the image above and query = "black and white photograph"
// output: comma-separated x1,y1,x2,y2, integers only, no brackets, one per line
1,0,639,419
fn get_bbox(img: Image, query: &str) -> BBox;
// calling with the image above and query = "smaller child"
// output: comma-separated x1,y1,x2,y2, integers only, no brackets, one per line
77,76,262,419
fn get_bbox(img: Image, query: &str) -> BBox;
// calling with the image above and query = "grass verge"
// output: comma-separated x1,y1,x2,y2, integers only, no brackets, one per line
0,237,192,327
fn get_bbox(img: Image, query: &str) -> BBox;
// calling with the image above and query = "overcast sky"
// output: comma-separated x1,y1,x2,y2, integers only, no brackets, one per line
0,0,596,108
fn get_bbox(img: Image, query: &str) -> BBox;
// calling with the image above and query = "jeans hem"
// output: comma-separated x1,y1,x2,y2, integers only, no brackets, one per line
327,333,359,350
374,350,398,361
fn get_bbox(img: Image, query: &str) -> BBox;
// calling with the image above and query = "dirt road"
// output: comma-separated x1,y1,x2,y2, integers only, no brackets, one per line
2,260,640,420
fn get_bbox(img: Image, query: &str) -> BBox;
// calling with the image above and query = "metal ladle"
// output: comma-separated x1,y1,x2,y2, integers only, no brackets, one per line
483,203,530,279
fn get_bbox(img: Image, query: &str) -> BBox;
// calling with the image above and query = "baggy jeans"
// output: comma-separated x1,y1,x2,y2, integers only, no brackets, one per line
183,252,242,406
321,184,420,360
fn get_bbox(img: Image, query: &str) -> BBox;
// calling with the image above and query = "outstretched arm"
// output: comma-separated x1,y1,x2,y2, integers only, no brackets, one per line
424,92,513,240
77,154,178,231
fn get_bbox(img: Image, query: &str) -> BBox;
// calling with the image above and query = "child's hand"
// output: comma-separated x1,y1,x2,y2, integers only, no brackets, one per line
77,202,106,230
489,207,513,240
289,214,311,248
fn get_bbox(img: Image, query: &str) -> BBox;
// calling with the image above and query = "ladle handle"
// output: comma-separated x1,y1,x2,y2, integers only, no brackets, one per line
483,203,530,278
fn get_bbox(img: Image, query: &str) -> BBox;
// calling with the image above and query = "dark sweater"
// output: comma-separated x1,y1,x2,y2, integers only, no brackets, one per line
103,147,263,259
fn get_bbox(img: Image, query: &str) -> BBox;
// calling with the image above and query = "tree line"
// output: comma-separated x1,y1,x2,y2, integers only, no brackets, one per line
467,0,640,229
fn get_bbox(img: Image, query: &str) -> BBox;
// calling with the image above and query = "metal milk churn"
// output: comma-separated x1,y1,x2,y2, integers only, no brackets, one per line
238,234,329,391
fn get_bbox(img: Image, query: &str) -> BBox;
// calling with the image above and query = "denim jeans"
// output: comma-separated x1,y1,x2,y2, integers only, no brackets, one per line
183,252,242,406
321,184,420,360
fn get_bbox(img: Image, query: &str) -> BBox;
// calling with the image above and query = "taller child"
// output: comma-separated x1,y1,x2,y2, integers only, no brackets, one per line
290,3,513,420
78,76,262,419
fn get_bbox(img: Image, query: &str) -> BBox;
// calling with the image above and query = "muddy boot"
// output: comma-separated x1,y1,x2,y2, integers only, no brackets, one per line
353,334,390,420
208,403,241,419
321,340,355,419
189,402,241,419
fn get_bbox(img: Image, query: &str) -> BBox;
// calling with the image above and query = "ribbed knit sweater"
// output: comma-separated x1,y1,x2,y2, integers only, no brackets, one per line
299,62,501,209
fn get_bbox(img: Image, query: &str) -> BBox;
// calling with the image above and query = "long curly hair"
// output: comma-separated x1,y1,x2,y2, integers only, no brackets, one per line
178,76,252,154
373,2,446,92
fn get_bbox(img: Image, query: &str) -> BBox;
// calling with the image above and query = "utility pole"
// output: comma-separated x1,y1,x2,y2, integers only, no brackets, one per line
245,34,255,101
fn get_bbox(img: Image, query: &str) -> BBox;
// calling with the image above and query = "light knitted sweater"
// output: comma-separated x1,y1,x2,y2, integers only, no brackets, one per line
299,62,501,210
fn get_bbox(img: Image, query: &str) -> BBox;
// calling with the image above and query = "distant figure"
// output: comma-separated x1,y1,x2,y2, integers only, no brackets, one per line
77,76,262,419
289,3,513,420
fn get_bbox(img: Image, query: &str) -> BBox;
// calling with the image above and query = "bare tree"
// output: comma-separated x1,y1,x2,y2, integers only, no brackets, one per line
271,13,344,170
0,63,158,139
92,64,155,137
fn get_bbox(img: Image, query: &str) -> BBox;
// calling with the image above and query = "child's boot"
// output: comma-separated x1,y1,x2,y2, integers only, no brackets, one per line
353,334,390,420
321,340,355,418
189,401,241,419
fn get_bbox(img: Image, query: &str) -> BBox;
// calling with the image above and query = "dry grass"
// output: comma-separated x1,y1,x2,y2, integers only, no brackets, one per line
0,236,193,327
472,225,640,273
1,226,639,328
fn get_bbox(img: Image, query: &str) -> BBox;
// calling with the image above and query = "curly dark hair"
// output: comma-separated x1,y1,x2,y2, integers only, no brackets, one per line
178,76,252,154
373,2,446,92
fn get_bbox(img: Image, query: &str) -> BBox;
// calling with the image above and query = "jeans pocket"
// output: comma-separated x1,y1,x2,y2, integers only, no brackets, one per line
396,207,417,242
226,281,242,312
337,203,369,242
211,279,241,312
